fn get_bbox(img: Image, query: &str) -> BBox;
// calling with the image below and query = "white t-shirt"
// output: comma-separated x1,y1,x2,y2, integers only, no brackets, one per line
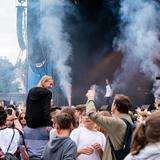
70,126,106,160
105,84,112,97
0,128,20,154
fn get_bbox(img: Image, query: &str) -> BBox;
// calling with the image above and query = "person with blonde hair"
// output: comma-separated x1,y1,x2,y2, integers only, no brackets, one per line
24,75,53,159
38,75,53,89
18,112,26,128
125,111,160,160
26,75,53,128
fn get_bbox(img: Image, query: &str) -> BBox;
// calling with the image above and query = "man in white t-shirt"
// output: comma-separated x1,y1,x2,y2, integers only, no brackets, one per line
70,111,106,160
104,79,113,107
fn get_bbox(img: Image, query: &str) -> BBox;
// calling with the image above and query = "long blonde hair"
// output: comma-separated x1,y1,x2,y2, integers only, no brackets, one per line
38,75,53,88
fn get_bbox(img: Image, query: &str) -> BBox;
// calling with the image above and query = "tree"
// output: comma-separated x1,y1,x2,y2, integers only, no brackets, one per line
0,57,20,92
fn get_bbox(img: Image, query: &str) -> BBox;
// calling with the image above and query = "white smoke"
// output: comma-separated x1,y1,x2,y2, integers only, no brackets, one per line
115,0,160,96
40,0,74,105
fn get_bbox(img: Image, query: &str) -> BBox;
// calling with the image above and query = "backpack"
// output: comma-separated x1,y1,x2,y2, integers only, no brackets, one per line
0,129,18,160
108,118,135,160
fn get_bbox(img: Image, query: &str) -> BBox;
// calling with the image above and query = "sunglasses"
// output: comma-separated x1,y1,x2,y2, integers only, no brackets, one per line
19,117,25,120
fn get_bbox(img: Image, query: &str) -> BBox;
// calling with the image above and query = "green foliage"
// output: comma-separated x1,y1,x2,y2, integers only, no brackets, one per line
0,58,20,92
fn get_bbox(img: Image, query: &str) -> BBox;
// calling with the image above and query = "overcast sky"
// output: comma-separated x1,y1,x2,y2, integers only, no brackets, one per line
0,0,20,64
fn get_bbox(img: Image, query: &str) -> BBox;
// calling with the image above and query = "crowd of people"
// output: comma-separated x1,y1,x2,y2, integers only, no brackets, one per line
0,75,160,160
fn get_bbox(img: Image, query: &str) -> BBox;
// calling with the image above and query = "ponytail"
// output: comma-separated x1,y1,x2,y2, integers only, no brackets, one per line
130,122,148,155
130,112,160,155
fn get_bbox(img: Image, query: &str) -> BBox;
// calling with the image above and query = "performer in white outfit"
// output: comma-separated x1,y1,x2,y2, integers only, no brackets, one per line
104,79,113,107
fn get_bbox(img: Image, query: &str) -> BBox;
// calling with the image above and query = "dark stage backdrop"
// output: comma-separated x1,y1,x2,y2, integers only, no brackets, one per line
27,0,159,108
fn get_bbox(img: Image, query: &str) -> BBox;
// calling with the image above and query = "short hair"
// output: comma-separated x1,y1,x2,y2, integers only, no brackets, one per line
61,106,77,128
75,104,86,114
114,94,132,114
55,113,73,129
7,105,17,111
38,75,53,88
0,106,7,126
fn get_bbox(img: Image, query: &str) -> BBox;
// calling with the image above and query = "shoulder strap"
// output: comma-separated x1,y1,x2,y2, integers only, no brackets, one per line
120,118,132,148
0,127,7,131
6,129,15,153
108,118,131,151
108,136,115,159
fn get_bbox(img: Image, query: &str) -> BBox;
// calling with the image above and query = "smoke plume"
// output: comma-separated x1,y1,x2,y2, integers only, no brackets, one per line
114,0,160,97
40,0,75,105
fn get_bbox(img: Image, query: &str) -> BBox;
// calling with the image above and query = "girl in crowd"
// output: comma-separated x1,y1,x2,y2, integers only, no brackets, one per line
24,75,53,159
18,112,26,128
0,106,20,157
26,75,53,128
125,111,160,160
